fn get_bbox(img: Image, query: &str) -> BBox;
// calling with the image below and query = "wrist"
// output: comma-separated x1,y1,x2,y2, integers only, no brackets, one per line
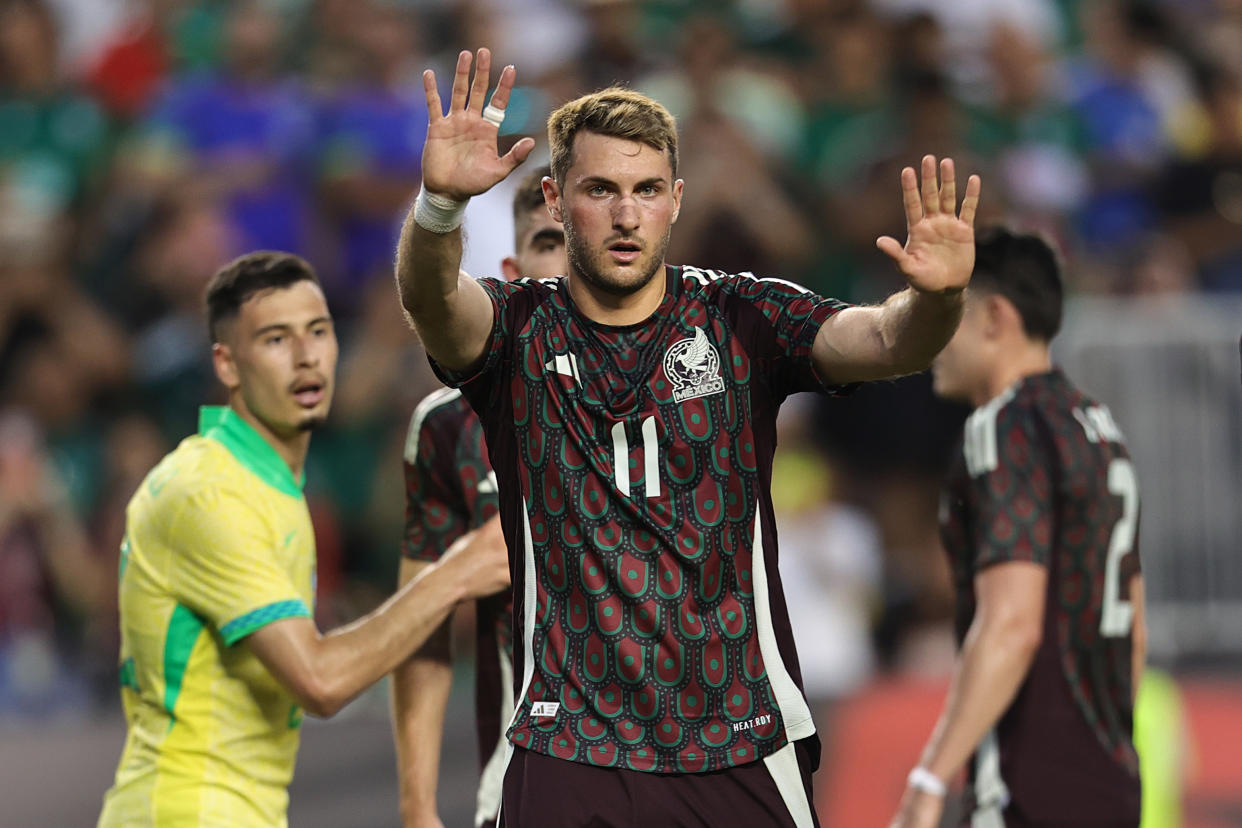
907,766,947,798
414,184,469,233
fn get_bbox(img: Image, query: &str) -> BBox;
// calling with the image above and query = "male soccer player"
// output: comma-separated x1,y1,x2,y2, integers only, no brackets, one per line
891,229,1146,828
396,49,981,826
392,165,567,828
98,252,509,827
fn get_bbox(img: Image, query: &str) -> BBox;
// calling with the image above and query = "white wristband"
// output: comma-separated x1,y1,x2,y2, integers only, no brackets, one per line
907,767,947,797
413,184,468,234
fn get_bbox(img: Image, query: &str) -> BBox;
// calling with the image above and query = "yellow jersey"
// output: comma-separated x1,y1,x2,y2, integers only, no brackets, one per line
99,406,316,827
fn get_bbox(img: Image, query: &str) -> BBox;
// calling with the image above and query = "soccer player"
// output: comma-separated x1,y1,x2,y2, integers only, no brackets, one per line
98,252,509,827
891,229,1146,828
392,165,567,828
396,49,981,827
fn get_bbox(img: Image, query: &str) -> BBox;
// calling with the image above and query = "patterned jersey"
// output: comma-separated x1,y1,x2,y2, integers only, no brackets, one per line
940,370,1142,824
433,265,851,775
402,387,512,821
99,406,316,828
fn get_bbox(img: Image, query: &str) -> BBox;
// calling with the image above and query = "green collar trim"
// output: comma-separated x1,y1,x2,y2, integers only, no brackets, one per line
199,406,304,497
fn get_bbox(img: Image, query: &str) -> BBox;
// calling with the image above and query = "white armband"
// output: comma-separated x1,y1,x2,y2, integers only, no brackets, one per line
907,766,947,797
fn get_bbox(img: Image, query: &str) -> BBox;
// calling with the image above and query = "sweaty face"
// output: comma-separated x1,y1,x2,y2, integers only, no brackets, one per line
514,206,568,280
220,281,338,437
554,132,682,297
931,293,989,404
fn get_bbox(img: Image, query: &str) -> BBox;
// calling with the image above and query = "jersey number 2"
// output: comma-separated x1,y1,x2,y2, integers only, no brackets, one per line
1100,458,1138,637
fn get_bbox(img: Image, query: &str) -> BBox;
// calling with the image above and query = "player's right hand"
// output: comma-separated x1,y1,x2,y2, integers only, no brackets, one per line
420,48,535,202
441,516,510,599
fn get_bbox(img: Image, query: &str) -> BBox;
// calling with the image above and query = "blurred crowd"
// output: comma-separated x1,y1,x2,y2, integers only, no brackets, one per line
2,0,1240,718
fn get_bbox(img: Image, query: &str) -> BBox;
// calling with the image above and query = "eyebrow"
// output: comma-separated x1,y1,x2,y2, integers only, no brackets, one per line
253,316,333,338
579,175,668,190
529,228,565,246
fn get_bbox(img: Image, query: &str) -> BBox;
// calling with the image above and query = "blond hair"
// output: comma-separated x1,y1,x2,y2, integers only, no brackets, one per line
547,87,678,185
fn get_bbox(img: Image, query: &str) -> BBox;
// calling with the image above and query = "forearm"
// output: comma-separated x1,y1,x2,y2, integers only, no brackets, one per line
877,286,964,376
308,564,465,717
918,618,1038,781
391,624,454,827
395,207,492,372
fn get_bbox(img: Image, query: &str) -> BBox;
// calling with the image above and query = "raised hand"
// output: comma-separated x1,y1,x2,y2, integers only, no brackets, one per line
421,48,535,201
876,156,982,294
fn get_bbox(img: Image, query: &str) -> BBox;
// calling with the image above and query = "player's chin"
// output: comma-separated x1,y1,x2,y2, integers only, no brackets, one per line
296,407,330,432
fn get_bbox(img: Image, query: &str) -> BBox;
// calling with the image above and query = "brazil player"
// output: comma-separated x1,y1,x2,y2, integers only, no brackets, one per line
891,229,1146,828
396,49,981,826
98,252,509,827
391,165,567,828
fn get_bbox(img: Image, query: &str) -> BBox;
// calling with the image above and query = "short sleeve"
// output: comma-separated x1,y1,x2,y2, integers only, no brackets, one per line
402,406,469,562
169,486,310,645
429,277,530,389
963,403,1055,571
718,273,854,397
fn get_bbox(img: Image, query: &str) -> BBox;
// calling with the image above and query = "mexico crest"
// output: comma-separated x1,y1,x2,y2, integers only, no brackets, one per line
663,327,725,403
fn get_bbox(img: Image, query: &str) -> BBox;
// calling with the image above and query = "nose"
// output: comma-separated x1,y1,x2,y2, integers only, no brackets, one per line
612,193,640,233
293,333,318,368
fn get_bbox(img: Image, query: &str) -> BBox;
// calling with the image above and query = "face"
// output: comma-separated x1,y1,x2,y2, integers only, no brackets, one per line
505,205,568,281
930,292,991,403
544,132,682,298
213,281,338,438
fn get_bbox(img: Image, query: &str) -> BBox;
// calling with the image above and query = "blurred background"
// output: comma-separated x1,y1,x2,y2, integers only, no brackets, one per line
0,0,1239,825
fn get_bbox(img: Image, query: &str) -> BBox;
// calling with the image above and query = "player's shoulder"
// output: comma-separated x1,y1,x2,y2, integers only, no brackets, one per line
136,435,262,519
481,274,564,298
677,265,809,297
404,386,472,464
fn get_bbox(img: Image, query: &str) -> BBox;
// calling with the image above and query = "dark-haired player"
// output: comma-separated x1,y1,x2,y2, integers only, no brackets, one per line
391,165,567,828
891,229,1145,828
99,252,509,827
397,49,980,826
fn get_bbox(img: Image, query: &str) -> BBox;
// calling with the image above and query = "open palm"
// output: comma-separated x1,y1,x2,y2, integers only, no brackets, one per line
421,49,534,201
877,156,982,294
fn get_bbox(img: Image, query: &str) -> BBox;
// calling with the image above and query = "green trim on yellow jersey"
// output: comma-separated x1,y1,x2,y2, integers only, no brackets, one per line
220,599,311,646
163,603,205,723
198,406,305,496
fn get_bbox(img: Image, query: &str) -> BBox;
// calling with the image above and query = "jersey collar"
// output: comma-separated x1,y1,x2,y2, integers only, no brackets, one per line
198,406,304,497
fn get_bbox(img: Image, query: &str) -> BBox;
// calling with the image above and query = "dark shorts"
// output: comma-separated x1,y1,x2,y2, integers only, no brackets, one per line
498,738,820,828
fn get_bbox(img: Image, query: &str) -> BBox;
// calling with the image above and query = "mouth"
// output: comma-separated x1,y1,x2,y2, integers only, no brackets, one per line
291,377,327,408
607,240,642,264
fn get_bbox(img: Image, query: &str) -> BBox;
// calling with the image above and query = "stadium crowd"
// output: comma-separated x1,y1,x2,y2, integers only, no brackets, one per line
1,0,1239,719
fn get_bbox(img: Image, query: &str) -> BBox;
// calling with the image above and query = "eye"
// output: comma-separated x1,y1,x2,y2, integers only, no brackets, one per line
639,184,659,197
588,184,608,197
265,334,284,346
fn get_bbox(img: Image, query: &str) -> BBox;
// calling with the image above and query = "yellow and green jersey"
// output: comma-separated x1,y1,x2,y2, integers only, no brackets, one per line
99,406,316,828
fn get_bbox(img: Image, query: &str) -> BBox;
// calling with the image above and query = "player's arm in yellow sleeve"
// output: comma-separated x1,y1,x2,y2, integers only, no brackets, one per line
172,486,508,719
246,522,507,718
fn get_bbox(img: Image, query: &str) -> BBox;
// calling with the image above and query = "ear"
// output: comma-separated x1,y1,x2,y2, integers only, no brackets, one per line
212,342,240,391
982,293,1018,341
671,178,684,223
542,176,563,223
501,256,521,281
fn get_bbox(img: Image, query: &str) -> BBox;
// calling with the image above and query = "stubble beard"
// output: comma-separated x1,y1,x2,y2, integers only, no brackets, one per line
564,219,671,298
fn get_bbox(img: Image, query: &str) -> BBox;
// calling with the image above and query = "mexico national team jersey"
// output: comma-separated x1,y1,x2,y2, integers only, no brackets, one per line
99,407,316,828
402,387,511,821
940,370,1142,825
434,265,851,775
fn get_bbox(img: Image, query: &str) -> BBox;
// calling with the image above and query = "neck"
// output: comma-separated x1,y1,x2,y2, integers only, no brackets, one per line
976,341,1052,407
229,395,311,480
567,263,668,326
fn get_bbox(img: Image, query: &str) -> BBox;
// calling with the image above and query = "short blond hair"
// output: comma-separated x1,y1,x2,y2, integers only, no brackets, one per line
547,87,678,185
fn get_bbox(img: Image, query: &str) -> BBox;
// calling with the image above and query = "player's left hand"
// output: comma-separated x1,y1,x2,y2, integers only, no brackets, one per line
876,155,981,295
888,786,944,828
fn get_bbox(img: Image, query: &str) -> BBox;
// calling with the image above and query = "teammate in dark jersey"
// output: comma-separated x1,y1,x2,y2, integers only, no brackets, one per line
891,229,1146,828
392,166,567,828
397,48,982,827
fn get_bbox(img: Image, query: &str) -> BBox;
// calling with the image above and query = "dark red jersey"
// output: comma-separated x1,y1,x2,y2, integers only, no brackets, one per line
940,369,1142,826
403,387,513,802
433,265,851,775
